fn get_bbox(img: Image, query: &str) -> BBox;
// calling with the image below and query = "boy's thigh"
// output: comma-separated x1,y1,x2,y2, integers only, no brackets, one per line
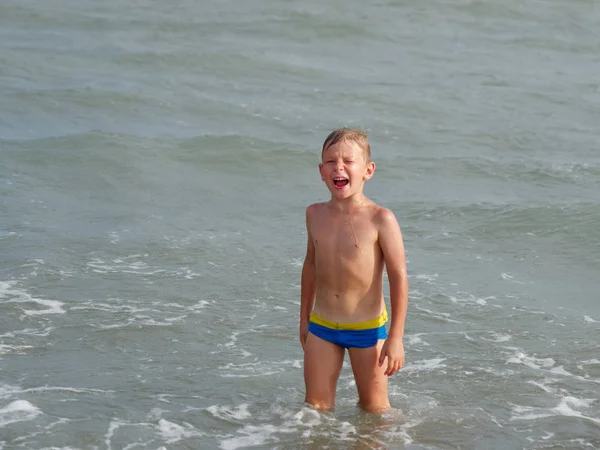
304,332,345,408
347,340,390,409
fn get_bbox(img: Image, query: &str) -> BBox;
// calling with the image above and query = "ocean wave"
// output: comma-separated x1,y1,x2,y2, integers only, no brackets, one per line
176,134,316,169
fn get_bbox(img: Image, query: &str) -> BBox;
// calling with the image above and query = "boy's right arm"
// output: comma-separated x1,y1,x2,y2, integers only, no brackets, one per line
299,205,317,350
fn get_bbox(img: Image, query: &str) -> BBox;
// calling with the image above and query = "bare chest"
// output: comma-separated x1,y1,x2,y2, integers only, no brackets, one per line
312,216,378,258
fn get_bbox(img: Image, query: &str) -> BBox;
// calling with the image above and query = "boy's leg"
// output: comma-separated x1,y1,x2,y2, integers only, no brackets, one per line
348,340,391,413
303,332,345,411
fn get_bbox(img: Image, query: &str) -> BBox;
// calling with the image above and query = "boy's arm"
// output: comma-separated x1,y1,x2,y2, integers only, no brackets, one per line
377,208,408,376
299,205,317,350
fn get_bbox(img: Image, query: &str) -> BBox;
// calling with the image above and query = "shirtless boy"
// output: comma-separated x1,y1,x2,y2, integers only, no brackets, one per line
300,128,408,413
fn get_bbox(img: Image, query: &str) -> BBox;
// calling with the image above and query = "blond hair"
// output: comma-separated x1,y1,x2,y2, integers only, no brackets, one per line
321,128,371,162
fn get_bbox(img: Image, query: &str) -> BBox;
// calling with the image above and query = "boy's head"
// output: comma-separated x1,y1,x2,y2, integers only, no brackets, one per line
319,128,375,200
321,128,371,163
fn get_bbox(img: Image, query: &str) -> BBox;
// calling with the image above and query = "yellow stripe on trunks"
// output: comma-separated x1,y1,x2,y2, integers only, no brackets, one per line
309,308,388,330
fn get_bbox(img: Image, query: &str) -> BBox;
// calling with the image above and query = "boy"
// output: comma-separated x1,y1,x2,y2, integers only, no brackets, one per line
300,128,408,413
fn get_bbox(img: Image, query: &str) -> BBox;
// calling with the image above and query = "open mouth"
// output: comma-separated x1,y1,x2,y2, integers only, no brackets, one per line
333,177,349,188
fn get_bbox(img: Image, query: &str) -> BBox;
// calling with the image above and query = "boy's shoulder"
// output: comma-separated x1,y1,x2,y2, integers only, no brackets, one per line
372,204,397,220
306,202,327,217
361,200,396,220
367,204,400,231
305,202,397,218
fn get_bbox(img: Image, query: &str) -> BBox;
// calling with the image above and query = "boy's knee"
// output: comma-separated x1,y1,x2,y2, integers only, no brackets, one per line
357,400,391,414
356,388,390,414
305,396,334,411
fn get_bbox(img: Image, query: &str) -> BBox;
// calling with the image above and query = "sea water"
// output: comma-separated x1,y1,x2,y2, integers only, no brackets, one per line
1,0,599,448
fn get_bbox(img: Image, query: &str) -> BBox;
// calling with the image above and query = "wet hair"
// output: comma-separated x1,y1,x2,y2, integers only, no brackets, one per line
321,128,371,162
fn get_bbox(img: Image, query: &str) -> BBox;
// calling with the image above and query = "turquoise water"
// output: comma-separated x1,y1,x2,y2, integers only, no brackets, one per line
1,0,599,448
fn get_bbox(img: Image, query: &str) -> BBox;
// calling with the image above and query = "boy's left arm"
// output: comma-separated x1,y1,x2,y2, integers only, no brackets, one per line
377,208,408,377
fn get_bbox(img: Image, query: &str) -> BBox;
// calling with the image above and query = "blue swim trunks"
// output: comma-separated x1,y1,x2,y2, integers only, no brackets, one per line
307,309,388,349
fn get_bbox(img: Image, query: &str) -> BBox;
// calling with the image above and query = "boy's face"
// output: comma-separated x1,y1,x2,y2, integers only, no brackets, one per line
319,139,375,200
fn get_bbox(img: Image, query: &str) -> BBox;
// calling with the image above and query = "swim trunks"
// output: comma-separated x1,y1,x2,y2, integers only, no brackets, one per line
307,309,388,349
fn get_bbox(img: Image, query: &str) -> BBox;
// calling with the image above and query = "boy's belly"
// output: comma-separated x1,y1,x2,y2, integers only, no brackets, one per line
312,286,385,324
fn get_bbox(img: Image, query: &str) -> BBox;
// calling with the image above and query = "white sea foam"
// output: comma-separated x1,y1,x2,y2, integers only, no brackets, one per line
511,396,599,424
71,299,188,330
71,296,211,330
291,359,302,369
528,379,557,394
21,386,111,396
511,306,547,315
0,280,17,299
218,359,301,378
104,419,174,449
218,406,359,450
501,273,525,284
526,432,556,443
86,256,206,280
0,281,65,315
402,358,447,373
220,424,284,450
406,335,430,346
0,384,20,399
182,268,202,279
583,316,597,323
147,407,170,421
482,332,511,342
507,350,600,384
414,273,438,282
566,439,597,448
0,344,34,355
550,366,574,376
207,403,252,422
507,351,555,369
0,400,42,426
157,418,204,443
218,363,281,378
290,258,303,268
224,332,239,348
448,294,495,307
91,316,186,330
105,420,122,449
190,300,211,310
581,359,600,365
412,305,462,323
10,327,53,337
22,298,65,316
286,407,322,427
123,443,152,450
86,257,164,276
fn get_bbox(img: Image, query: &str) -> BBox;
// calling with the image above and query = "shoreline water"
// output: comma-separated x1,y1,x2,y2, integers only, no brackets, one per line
2,0,599,448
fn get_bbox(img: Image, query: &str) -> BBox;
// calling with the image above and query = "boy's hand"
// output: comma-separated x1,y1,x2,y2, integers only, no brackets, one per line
299,321,309,351
378,337,405,376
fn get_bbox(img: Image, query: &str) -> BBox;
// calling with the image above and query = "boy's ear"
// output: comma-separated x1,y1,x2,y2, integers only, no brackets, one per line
364,161,376,180
318,163,324,180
